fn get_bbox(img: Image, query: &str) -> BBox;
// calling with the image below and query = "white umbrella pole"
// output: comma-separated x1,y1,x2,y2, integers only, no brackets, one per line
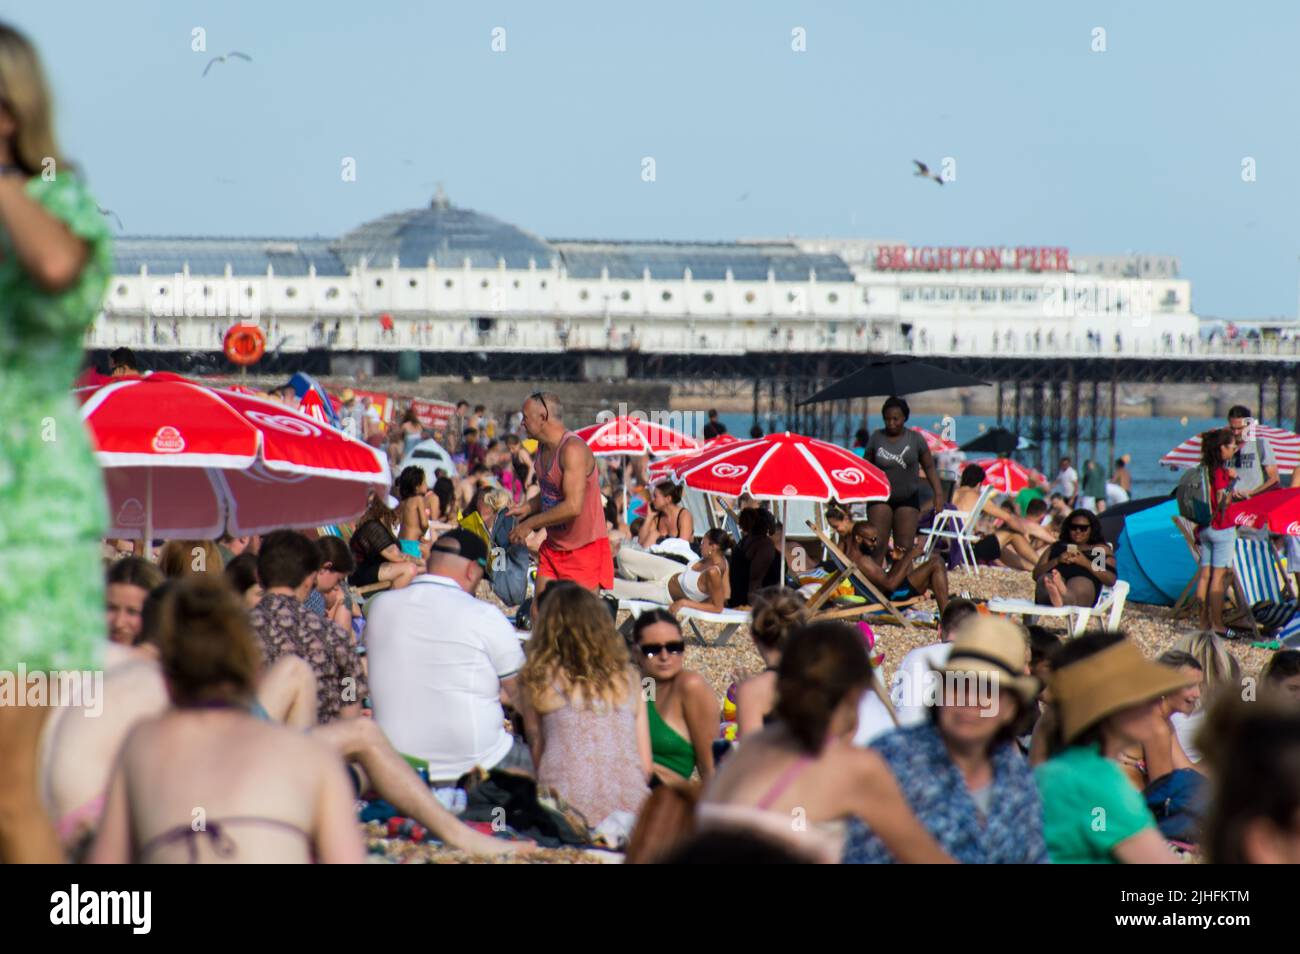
145,468,153,562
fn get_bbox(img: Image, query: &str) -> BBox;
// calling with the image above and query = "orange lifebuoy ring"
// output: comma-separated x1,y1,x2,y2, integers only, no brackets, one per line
223,324,266,366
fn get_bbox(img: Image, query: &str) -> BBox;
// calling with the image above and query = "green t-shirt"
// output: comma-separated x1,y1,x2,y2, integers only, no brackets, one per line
1034,744,1157,863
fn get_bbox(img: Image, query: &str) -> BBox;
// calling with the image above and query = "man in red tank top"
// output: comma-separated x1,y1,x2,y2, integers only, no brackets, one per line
508,392,613,594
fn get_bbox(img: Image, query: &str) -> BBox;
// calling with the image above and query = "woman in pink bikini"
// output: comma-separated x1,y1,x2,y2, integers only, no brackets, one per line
698,621,954,863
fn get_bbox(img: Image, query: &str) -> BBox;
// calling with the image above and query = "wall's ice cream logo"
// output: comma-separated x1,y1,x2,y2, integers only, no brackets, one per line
150,426,185,453
782,484,799,496
247,411,320,437
116,497,146,527
831,468,864,484
1287,521,1300,537
710,463,747,479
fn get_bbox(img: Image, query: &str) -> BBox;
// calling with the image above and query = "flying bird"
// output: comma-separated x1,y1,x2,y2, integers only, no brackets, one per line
912,159,944,186
97,205,123,231
202,51,252,77
736,191,750,202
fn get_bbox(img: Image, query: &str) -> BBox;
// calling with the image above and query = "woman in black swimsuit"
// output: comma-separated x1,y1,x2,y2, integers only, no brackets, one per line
1031,509,1117,608
89,577,365,864
636,480,695,548
864,397,945,563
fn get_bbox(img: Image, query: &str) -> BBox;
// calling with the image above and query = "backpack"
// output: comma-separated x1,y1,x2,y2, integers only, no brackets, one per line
1175,466,1214,528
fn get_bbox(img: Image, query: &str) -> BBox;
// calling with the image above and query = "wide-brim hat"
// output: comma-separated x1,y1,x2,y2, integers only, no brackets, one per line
1050,639,1196,743
934,616,1040,706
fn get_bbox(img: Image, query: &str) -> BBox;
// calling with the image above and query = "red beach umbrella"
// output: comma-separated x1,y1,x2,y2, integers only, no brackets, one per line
79,373,390,543
575,416,701,457
674,431,890,503
966,458,1046,494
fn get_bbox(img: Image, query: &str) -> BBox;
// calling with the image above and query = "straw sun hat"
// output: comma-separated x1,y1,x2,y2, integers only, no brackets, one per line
1050,639,1196,743
934,616,1040,706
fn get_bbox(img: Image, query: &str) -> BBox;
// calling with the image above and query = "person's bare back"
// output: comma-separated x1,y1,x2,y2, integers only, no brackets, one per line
93,710,364,864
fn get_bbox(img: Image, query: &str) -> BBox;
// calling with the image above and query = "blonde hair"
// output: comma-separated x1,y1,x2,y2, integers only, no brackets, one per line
520,586,633,709
0,24,66,175
157,540,225,580
1171,630,1241,699
481,487,511,512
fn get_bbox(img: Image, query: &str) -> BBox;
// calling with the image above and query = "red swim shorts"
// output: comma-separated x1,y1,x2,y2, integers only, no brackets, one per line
537,537,614,591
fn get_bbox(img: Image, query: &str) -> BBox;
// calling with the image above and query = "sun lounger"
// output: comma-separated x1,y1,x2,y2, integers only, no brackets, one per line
987,580,1130,637
615,598,750,647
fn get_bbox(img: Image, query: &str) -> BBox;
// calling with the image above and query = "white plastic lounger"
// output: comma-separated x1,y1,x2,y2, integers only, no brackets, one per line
616,599,750,647
987,580,1130,637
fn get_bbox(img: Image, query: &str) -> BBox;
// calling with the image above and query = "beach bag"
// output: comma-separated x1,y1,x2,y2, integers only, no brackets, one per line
1175,466,1214,528
458,767,592,848
1144,768,1209,843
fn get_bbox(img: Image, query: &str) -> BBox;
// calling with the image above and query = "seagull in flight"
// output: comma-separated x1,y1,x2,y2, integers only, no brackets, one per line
202,52,252,77
97,205,123,231
912,159,944,186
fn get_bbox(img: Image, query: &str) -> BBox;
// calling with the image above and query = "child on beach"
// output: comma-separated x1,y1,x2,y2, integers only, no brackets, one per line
397,466,431,560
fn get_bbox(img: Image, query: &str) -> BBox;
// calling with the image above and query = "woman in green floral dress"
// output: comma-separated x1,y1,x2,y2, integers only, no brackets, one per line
0,23,113,862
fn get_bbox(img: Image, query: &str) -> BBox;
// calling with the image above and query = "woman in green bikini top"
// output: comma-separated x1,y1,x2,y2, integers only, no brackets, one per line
633,610,721,785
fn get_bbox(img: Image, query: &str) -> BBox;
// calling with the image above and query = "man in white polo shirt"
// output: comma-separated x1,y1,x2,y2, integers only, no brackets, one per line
363,528,531,785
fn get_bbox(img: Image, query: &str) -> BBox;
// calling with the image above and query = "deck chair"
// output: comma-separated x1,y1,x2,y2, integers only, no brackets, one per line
803,522,924,630
987,580,1131,637
1169,516,1202,619
616,599,750,647
1229,535,1299,639
921,485,995,573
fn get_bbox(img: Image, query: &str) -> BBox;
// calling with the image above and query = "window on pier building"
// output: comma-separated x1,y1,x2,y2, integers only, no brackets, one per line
980,288,997,302
900,288,915,302
919,287,935,301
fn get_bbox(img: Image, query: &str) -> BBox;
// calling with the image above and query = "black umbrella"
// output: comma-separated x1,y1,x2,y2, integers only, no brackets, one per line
797,355,988,405
1097,494,1172,547
958,427,1022,456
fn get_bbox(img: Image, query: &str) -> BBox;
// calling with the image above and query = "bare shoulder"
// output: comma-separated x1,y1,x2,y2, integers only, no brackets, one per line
677,669,718,702
561,435,592,466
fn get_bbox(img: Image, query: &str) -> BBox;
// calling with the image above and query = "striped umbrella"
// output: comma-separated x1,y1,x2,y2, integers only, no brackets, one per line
1161,425,1300,472
966,458,1047,494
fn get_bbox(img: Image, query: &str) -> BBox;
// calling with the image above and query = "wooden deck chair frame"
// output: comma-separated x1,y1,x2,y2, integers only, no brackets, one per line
1169,516,1202,619
804,522,922,630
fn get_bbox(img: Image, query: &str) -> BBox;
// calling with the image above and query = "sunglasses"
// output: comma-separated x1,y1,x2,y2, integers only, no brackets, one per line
640,641,686,658
1068,523,1092,532
529,392,548,416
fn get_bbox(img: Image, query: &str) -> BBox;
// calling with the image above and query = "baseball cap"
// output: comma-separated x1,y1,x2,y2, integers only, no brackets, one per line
432,528,489,567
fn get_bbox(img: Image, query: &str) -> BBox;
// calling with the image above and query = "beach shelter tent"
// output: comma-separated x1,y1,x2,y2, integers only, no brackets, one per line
1114,499,1197,606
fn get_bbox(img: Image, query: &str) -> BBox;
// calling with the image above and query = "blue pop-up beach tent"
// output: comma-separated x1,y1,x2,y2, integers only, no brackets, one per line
1115,499,1197,606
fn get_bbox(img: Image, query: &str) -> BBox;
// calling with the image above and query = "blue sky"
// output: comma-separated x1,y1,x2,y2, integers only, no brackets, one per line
10,0,1300,317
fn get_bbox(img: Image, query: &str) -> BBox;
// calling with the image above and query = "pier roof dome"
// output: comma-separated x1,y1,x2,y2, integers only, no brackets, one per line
333,188,559,270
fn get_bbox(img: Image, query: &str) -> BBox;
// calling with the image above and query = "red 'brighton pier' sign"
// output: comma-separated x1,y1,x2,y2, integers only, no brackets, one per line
875,246,1070,272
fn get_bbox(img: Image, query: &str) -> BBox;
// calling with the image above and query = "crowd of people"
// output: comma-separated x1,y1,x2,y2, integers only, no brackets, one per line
21,382,1300,865
5,18,1300,867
